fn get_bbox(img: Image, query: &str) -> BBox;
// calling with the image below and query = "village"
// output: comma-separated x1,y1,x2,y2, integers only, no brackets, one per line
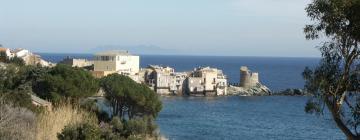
0,47,270,98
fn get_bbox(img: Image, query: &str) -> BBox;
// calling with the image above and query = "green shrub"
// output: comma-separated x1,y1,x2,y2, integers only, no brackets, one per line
57,122,102,140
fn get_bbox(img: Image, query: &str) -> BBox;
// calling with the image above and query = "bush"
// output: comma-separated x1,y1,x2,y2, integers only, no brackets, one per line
0,98,36,140
6,57,25,66
110,116,123,133
57,122,102,140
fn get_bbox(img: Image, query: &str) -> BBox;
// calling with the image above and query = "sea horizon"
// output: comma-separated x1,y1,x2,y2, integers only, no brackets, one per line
36,52,321,59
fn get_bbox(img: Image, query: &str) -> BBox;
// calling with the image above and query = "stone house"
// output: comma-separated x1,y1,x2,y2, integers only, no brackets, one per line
59,57,93,68
187,67,227,96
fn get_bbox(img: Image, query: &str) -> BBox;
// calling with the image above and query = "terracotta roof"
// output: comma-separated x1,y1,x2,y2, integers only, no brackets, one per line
0,47,9,52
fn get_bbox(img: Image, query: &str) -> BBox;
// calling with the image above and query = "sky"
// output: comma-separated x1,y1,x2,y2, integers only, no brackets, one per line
0,0,321,57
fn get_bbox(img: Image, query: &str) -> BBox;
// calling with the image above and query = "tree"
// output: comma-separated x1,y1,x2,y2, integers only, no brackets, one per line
303,0,360,139
33,64,99,103
100,74,162,120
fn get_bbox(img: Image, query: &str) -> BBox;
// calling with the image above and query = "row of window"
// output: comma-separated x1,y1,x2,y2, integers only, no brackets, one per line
94,56,130,61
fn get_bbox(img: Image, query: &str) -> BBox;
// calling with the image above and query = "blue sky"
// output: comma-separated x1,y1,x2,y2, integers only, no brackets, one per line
0,0,321,57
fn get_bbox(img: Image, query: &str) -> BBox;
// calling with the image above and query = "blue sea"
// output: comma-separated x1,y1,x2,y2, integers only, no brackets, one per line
39,53,344,139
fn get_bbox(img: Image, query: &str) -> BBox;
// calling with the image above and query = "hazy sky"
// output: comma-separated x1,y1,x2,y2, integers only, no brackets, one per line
0,0,321,57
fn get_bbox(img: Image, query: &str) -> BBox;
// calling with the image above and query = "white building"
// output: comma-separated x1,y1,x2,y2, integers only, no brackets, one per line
92,51,139,78
11,49,30,58
187,67,227,96
144,65,175,95
0,47,53,67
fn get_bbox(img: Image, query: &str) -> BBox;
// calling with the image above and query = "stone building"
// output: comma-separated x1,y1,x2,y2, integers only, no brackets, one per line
187,67,227,96
171,72,188,94
239,66,259,88
92,50,139,78
59,57,93,68
142,65,189,95
142,65,184,95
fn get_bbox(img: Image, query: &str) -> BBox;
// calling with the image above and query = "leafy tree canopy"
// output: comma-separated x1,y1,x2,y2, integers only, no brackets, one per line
100,74,162,120
33,64,99,103
304,0,360,139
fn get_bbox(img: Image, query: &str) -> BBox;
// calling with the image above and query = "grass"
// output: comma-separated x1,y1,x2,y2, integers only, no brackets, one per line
35,103,97,140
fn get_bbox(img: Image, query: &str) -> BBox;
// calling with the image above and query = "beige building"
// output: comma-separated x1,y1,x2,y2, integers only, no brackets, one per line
187,67,227,96
59,57,93,68
92,51,139,78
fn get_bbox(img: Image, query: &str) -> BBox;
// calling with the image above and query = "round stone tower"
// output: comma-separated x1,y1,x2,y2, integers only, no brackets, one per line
240,66,250,88
240,66,259,88
250,72,259,86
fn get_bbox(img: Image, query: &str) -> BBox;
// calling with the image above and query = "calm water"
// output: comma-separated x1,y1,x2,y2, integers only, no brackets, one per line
39,53,344,139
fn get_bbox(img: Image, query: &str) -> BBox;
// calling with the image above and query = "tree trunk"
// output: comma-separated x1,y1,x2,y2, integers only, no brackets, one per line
326,98,359,140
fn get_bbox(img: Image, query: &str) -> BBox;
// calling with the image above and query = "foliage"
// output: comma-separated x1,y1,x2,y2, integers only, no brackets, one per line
0,98,36,140
0,51,7,62
0,64,21,92
57,122,102,140
0,55,25,66
1,90,33,108
123,116,158,137
303,0,360,139
6,57,25,66
33,64,99,103
100,74,162,119
80,99,110,122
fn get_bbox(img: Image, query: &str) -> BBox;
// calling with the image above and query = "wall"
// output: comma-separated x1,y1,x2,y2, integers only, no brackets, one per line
115,55,139,75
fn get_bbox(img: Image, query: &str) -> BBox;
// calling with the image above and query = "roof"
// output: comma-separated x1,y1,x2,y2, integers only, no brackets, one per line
196,66,217,72
10,48,29,54
95,50,132,56
0,47,9,52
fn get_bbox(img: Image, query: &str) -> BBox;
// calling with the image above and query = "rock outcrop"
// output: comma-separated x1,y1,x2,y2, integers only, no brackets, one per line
228,83,271,96
273,88,309,96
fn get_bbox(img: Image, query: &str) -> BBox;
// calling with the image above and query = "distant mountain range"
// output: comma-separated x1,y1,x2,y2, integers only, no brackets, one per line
89,45,183,55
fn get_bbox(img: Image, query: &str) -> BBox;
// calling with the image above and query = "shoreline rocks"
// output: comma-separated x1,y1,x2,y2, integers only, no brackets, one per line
273,88,310,96
227,83,271,96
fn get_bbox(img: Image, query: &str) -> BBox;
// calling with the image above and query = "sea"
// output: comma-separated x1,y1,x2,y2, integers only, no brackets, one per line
39,53,344,140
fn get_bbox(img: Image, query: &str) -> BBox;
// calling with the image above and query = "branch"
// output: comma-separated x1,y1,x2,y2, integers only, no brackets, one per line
344,95,355,110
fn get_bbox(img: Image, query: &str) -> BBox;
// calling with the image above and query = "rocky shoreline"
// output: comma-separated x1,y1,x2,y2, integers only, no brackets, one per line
272,88,310,96
227,83,271,96
227,83,308,97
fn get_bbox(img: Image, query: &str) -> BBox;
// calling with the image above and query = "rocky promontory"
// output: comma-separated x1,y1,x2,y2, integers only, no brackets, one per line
227,83,271,96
